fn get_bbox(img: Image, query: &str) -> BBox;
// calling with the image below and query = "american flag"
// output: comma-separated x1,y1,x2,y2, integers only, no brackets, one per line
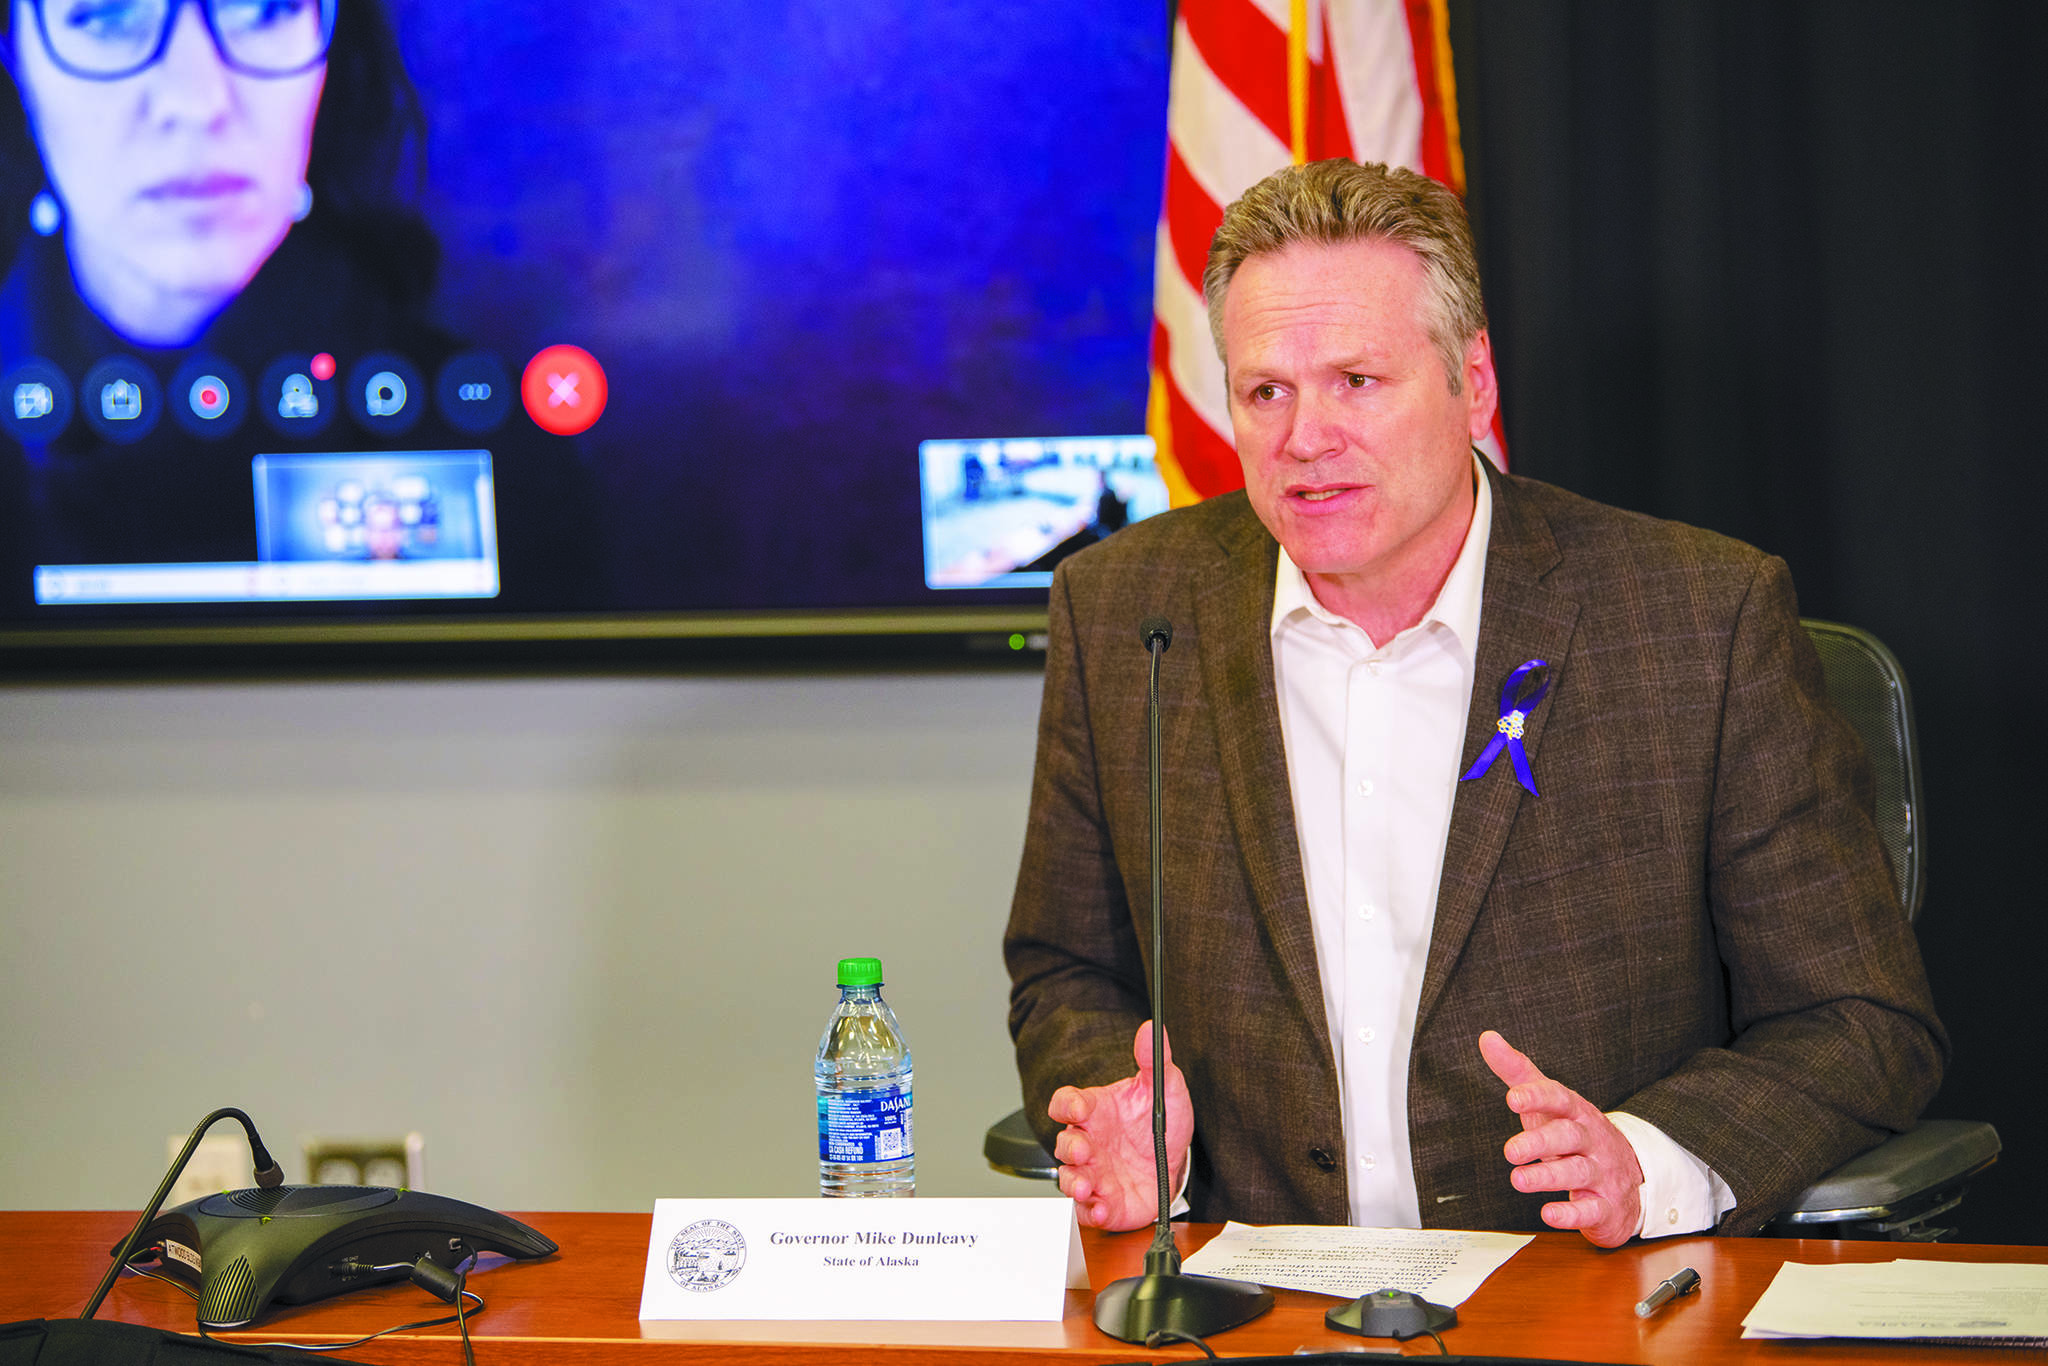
1147,0,1504,504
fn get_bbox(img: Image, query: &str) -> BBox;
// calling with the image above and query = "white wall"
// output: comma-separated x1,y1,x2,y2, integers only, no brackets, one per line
0,669,1048,1211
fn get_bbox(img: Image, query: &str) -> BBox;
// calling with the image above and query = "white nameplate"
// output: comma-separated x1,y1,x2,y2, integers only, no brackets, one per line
637,1197,1087,1322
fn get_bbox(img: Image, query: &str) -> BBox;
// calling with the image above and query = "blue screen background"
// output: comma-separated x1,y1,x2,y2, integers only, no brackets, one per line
393,0,1169,608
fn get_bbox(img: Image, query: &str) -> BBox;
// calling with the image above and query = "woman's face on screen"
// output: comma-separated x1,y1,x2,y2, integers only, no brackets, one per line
11,0,326,346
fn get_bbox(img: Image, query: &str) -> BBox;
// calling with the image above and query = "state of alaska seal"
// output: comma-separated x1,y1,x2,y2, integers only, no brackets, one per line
667,1218,747,1292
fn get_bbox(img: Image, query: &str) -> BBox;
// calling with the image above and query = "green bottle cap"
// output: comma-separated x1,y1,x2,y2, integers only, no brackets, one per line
836,956,883,987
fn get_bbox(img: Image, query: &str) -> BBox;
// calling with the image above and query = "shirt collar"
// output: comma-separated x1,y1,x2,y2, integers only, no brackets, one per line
1269,451,1494,653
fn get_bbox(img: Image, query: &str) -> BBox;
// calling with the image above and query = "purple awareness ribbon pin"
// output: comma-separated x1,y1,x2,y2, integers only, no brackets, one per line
1459,658,1550,796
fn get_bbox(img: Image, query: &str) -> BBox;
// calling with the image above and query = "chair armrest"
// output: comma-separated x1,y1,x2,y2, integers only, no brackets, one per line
984,1108,1058,1180
1778,1120,2001,1221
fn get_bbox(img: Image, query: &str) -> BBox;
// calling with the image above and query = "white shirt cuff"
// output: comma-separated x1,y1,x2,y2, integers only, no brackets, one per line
1169,1148,1191,1218
1608,1110,1736,1239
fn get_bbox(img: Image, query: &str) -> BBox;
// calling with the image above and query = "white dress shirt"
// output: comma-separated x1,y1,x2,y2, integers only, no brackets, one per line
1267,457,1733,1236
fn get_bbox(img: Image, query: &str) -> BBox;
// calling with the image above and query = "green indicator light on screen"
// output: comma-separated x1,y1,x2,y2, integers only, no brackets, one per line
1009,633,1026,650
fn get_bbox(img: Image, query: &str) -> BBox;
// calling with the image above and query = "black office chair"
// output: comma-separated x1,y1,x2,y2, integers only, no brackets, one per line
985,620,1997,1240
1765,619,1998,1241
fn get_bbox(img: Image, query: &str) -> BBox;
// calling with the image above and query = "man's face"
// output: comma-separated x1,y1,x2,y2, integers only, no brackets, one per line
1221,237,1497,611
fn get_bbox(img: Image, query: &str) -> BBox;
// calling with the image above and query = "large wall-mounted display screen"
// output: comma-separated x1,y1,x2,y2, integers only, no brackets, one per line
0,0,1171,659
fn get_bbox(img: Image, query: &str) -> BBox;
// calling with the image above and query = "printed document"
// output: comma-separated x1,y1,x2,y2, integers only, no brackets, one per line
1180,1222,1530,1305
1743,1259,2048,1343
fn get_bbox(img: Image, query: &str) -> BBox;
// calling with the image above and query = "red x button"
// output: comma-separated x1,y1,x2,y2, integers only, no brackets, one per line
521,344,608,435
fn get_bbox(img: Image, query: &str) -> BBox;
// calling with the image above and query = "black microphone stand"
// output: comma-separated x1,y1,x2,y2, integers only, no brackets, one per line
80,1107,286,1321
1092,618,1273,1344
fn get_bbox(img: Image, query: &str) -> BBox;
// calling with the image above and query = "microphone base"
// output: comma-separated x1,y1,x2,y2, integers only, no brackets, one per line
1091,1270,1274,1344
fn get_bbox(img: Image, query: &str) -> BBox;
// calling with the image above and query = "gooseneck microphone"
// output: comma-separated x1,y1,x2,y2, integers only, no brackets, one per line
1092,618,1273,1345
1137,616,1174,1239
80,1107,285,1320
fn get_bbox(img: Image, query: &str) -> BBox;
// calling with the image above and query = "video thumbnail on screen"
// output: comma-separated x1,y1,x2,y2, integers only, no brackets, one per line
920,436,1168,589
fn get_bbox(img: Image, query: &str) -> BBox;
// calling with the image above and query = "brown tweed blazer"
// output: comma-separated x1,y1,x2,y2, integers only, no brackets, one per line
1004,463,1946,1235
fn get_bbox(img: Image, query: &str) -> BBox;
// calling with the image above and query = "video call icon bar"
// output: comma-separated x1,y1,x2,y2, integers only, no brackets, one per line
0,347,606,446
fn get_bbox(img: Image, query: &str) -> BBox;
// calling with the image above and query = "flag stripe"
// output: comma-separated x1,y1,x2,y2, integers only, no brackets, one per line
1163,145,1224,299
1308,31,1356,161
1164,362,1243,496
1154,219,1231,438
1168,17,1293,213
1327,0,1425,169
1183,0,1294,149
1240,0,1295,37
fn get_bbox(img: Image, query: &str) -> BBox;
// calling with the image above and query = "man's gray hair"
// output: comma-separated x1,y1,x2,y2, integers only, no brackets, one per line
1203,159,1488,392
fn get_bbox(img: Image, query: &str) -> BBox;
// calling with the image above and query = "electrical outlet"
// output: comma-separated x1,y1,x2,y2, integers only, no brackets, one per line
303,1133,425,1189
166,1132,255,1206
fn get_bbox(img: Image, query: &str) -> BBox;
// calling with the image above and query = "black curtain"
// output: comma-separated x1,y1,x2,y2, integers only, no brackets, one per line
1454,1,2047,1244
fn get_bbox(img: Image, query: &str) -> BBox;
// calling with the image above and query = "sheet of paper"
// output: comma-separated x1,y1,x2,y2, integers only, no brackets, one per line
1178,1222,1531,1305
1742,1259,2048,1342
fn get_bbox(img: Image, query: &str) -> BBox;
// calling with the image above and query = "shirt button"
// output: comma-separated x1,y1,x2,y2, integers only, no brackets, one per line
1358,1154,1377,1172
1366,661,1381,675
1361,1026,1376,1044
1666,1207,1681,1226
1356,903,1376,921
1357,778,1375,797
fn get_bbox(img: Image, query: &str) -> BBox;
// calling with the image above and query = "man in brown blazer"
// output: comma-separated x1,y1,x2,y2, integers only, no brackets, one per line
1003,159,1944,1242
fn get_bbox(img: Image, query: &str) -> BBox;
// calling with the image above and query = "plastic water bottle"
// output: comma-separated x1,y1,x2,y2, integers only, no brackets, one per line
815,956,914,1197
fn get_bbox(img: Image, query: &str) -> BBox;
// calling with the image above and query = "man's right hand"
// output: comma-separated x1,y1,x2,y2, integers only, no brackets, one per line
1047,1021,1192,1230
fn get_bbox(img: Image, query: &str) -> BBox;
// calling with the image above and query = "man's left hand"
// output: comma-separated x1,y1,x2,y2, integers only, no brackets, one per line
1479,1030,1643,1247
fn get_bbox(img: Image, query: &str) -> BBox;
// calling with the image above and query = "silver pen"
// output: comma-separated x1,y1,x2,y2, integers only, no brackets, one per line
1635,1266,1701,1318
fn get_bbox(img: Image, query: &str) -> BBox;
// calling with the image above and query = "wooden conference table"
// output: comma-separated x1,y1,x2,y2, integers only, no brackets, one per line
6,1210,2046,1364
